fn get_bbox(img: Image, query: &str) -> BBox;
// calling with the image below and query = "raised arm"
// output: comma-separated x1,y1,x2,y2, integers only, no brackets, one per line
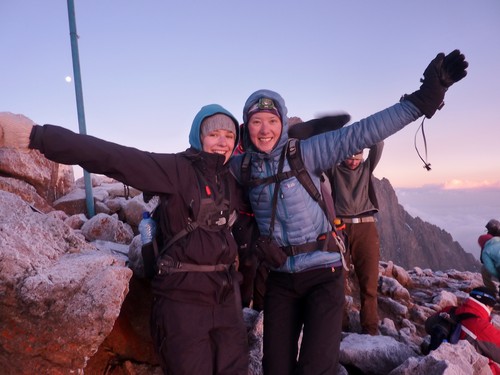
0,113,178,193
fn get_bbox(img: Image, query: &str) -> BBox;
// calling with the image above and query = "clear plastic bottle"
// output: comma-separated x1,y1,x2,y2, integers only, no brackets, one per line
138,211,156,244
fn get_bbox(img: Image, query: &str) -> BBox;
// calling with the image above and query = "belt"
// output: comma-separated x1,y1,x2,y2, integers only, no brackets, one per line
281,233,341,256
157,257,232,275
341,216,375,224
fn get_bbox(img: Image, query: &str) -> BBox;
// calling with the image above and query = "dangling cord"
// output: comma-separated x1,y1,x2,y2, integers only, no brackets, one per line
414,117,432,171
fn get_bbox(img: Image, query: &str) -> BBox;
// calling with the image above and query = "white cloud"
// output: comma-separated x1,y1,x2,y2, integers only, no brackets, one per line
395,186,500,260
443,179,500,190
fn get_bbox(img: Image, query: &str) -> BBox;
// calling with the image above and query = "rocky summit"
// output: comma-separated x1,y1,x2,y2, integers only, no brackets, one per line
0,146,495,374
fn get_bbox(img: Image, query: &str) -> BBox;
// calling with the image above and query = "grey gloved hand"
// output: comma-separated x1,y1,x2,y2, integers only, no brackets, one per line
0,112,34,148
402,49,469,118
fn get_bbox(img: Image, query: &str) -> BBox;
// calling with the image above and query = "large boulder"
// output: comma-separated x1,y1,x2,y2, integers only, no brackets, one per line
0,191,132,374
389,340,492,375
0,147,74,207
340,333,417,374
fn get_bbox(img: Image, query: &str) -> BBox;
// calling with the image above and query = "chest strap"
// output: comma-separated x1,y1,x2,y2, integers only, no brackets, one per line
157,256,232,275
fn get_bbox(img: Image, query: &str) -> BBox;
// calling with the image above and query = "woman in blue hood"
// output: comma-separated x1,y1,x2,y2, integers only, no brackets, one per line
230,50,468,374
0,104,249,375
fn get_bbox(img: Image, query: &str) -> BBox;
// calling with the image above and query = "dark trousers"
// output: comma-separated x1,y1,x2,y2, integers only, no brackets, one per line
151,294,249,375
345,221,380,335
263,267,344,375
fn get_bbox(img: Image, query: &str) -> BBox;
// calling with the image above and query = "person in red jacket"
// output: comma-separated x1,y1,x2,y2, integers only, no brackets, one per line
433,287,500,374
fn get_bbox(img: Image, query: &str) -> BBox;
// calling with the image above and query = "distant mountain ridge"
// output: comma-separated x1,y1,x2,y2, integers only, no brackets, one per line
374,177,480,272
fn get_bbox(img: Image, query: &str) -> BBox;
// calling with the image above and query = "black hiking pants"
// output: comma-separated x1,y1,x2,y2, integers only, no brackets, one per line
263,266,344,374
151,292,249,374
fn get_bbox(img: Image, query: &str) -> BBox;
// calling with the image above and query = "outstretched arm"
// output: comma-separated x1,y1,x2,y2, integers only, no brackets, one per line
301,50,468,173
0,112,178,193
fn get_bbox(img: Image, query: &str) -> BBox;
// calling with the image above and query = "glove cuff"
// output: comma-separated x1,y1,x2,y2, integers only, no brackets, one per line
401,88,446,119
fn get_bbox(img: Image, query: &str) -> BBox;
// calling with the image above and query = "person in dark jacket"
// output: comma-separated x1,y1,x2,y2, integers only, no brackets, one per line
0,105,249,375
229,50,468,375
328,141,384,335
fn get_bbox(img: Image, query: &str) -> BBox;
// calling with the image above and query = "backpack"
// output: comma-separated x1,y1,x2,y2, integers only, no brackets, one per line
424,306,477,352
240,138,347,265
141,162,234,278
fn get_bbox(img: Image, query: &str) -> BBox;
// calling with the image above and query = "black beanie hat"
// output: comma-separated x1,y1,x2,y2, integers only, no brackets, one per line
486,219,500,236
470,286,497,307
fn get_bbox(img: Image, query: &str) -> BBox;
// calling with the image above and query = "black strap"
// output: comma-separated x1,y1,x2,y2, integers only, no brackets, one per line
240,139,346,258
157,255,232,274
240,152,252,188
448,306,477,323
241,150,295,188
282,237,341,256
161,221,200,252
268,145,288,235
157,164,230,258
287,139,328,218
287,139,336,252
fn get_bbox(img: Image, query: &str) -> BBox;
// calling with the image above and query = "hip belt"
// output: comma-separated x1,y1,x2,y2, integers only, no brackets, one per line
281,232,342,256
341,216,375,224
157,256,232,275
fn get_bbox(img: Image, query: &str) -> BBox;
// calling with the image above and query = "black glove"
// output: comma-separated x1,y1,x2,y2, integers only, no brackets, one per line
288,113,351,140
402,49,468,118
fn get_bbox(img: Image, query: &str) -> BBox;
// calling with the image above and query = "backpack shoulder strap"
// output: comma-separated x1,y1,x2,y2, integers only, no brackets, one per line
287,138,329,218
158,164,229,257
240,150,296,188
240,152,252,186
287,138,320,201
240,140,335,226
447,306,477,323
286,138,347,265
455,312,478,322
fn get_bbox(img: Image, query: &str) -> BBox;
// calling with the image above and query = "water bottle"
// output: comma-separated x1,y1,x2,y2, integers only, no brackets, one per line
139,211,156,244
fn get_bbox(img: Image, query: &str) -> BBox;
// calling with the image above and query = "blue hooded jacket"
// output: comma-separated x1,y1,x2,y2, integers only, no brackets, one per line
483,237,500,279
229,89,422,273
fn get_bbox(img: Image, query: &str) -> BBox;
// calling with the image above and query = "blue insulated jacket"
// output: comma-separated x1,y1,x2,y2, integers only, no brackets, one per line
483,237,500,279
229,89,422,273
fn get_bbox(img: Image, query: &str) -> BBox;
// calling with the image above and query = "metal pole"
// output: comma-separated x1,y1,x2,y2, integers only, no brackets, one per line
66,0,95,217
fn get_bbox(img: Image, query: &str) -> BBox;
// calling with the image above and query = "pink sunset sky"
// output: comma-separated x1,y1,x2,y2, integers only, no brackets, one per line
2,1,499,189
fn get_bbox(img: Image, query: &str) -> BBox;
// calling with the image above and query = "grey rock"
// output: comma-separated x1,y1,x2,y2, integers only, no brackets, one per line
340,333,417,374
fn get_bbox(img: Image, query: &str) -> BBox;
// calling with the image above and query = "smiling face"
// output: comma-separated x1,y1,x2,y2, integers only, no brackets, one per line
201,129,235,163
247,112,282,153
